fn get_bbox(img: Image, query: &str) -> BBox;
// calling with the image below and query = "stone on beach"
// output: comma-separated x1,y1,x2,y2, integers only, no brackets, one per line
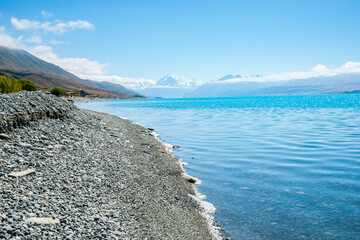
18,142,33,148
182,173,201,184
25,217,60,224
0,133,10,139
8,169,35,178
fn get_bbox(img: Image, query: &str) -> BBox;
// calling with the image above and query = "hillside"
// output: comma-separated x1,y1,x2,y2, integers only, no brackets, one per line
0,69,134,98
0,46,139,98
0,46,80,82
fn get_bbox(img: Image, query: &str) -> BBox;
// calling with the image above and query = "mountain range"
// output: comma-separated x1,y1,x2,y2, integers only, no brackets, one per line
0,46,140,98
137,72,360,98
138,72,360,98
185,73,360,97
1,45,360,99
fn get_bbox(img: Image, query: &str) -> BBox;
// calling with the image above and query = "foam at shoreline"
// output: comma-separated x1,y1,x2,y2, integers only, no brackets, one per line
150,129,222,240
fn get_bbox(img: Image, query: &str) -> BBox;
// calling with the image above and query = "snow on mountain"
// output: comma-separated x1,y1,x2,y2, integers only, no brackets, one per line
154,73,200,88
213,74,263,83
139,73,200,98
216,74,242,81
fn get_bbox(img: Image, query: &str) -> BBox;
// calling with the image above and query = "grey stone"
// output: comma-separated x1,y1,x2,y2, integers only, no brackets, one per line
18,142,33,148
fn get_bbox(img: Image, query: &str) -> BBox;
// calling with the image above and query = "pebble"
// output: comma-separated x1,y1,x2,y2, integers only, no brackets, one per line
25,217,60,224
8,169,35,178
18,142,33,149
0,133,10,139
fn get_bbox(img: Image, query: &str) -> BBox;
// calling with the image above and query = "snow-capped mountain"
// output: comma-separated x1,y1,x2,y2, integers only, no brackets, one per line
217,74,242,81
139,73,200,98
213,74,263,83
154,73,200,88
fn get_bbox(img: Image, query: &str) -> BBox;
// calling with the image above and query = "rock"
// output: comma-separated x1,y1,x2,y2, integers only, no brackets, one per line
8,169,35,178
182,173,201,184
0,133,10,139
18,142,33,149
25,217,60,224
173,145,180,149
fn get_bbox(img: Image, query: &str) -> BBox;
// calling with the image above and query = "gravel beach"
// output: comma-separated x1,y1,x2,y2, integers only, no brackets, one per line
0,92,220,239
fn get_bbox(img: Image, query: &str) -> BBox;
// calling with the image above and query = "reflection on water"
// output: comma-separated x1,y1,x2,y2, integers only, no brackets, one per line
77,95,360,239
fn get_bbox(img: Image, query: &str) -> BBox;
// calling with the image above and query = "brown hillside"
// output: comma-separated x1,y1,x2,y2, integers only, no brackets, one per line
0,69,134,98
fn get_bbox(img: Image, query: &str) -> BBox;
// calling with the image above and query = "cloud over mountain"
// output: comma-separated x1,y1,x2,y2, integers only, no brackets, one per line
25,35,42,44
28,45,108,76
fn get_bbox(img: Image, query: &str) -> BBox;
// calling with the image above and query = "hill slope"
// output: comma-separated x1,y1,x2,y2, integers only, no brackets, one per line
0,46,80,81
0,46,138,98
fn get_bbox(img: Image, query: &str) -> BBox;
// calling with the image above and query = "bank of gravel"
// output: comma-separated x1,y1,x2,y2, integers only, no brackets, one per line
0,92,219,239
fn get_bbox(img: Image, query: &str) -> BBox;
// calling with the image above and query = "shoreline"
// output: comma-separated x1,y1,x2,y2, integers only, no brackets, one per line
0,92,222,239
118,116,223,239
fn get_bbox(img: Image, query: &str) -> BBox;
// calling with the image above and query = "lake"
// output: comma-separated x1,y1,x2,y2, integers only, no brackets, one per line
76,94,360,239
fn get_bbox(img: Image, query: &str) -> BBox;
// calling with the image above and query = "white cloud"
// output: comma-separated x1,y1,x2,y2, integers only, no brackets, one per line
25,35,42,44
76,74,156,90
49,39,65,45
312,64,328,72
67,20,94,30
11,18,39,30
28,44,155,89
28,45,108,75
0,27,22,48
11,17,95,34
0,29,110,80
41,10,53,18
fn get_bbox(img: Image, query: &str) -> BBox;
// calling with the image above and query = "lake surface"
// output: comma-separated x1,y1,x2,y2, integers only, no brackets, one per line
77,95,360,239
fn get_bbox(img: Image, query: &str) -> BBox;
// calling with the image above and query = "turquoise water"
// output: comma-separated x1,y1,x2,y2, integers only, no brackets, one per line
76,95,360,239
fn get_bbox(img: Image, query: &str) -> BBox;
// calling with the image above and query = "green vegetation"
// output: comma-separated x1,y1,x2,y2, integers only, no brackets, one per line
18,78,38,91
79,90,89,96
50,87,66,97
0,76,37,93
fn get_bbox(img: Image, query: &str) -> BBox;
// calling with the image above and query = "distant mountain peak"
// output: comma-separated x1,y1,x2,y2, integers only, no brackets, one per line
155,73,199,88
217,74,242,81
216,74,263,82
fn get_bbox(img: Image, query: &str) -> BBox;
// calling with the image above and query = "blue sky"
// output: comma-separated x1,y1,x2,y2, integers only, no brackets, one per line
1,0,360,86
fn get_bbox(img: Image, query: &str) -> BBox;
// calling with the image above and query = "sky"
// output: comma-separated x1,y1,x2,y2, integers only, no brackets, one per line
1,0,360,87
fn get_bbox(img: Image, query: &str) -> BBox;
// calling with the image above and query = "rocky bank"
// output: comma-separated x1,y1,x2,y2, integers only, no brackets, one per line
0,92,219,239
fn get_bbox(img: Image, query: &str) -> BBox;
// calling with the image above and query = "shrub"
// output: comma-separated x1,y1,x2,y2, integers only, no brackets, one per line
0,76,37,93
79,90,88,96
18,78,37,91
50,87,66,97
